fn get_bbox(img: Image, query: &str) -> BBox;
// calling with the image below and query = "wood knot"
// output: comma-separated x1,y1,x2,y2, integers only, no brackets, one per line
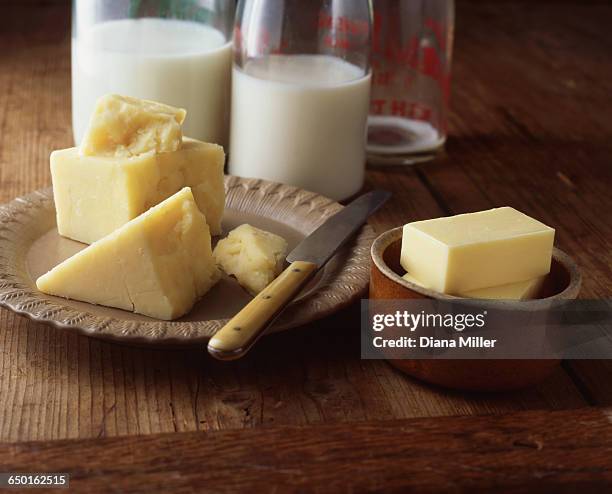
513,436,544,450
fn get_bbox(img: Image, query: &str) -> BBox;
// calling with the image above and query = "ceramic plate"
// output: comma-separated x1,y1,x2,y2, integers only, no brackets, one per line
0,176,374,345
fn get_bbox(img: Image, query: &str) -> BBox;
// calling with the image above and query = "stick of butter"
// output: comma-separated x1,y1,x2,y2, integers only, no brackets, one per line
402,272,546,300
51,137,225,244
400,207,555,294
37,187,220,320
80,94,187,157
213,224,288,295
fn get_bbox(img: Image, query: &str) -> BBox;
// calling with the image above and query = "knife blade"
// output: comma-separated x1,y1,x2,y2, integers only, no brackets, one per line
207,189,391,360
286,189,392,266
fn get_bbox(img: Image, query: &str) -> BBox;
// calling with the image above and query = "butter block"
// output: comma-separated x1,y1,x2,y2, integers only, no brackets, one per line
213,224,288,295
462,276,545,300
51,137,225,244
400,207,555,294
80,94,187,157
37,188,220,320
402,272,545,300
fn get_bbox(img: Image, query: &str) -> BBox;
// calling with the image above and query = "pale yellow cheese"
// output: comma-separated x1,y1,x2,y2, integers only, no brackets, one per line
402,272,545,300
213,224,288,295
51,137,225,244
80,94,187,157
400,207,555,294
37,188,220,320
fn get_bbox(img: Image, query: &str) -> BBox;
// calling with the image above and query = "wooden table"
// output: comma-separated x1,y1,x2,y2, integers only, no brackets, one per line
1,0,611,491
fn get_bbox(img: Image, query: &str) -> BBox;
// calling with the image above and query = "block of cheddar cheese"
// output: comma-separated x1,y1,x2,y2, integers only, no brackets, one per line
80,94,187,157
400,207,555,294
51,137,225,244
37,187,220,320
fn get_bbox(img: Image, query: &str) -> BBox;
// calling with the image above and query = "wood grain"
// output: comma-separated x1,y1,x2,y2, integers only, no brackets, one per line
0,307,587,442
0,0,609,446
2,406,612,493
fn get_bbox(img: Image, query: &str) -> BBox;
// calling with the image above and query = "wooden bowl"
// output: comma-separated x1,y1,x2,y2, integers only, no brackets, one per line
370,227,582,392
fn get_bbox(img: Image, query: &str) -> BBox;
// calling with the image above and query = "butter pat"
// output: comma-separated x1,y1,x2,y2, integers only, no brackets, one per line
51,137,225,244
213,224,288,295
80,94,187,157
402,272,545,300
37,188,220,320
400,207,555,294
462,276,545,300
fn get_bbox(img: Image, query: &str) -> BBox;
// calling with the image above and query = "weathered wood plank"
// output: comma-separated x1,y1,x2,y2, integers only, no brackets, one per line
2,407,612,493
0,306,587,443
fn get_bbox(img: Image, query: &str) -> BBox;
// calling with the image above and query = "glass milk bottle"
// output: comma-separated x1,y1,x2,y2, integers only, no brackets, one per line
367,0,454,165
229,0,372,201
71,0,234,147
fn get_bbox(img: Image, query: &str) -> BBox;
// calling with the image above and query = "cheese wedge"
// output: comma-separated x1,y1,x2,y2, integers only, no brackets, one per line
402,272,545,300
213,224,288,295
400,207,555,294
51,137,225,244
37,188,220,320
80,94,187,157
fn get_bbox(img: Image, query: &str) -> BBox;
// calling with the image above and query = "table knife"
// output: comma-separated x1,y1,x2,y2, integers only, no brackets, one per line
207,189,391,360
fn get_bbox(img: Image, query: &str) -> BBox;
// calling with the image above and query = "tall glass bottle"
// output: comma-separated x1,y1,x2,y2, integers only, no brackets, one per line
367,0,454,165
72,0,234,147
229,0,372,201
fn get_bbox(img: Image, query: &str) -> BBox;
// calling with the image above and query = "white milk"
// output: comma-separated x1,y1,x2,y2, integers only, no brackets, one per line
229,55,371,201
72,18,232,147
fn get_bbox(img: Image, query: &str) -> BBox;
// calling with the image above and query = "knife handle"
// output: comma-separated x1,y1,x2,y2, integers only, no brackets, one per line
207,261,318,360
